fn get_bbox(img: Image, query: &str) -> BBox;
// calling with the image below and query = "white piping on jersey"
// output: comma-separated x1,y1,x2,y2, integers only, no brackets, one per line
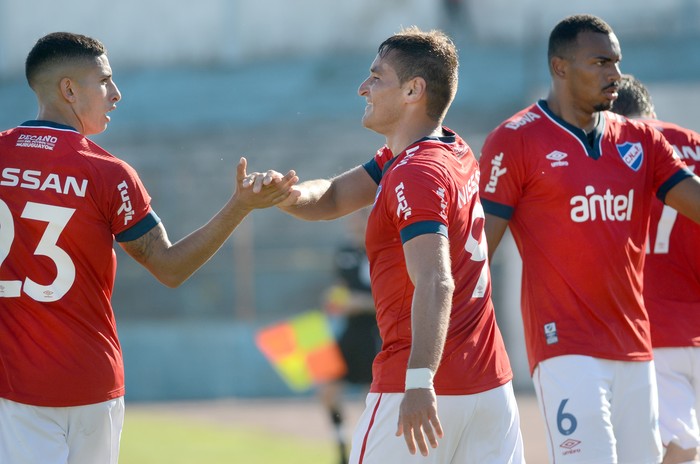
18,124,79,134
535,101,606,159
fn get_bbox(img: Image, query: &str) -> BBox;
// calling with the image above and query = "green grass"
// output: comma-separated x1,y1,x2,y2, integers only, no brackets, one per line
119,411,336,464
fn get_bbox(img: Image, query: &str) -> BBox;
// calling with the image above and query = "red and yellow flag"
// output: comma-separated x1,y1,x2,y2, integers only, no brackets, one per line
255,310,347,392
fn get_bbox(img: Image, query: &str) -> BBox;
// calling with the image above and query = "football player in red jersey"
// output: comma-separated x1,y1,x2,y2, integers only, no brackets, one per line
479,14,700,464
0,32,297,464
244,27,524,463
611,73,700,464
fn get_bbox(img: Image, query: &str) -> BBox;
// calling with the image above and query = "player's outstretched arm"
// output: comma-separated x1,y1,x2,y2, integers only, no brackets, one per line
243,165,377,221
665,174,700,225
120,157,298,287
395,233,452,456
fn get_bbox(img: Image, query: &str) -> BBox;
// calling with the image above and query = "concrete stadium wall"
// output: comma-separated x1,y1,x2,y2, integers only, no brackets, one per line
2,0,699,76
464,0,700,43
0,0,439,75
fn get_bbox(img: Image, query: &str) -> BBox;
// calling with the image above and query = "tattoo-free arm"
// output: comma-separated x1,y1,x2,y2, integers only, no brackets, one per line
395,233,453,456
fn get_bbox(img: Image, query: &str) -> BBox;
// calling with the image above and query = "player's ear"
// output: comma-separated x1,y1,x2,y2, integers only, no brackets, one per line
60,77,77,103
405,77,426,102
550,56,567,79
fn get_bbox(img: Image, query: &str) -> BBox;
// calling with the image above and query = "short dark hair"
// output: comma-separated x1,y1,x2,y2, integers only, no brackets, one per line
611,74,655,118
377,26,458,122
548,14,614,66
25,32,106,89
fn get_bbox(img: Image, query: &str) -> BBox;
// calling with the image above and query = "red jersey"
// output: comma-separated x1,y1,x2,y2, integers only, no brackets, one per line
639,118,700,348
362,128,512,395
478,101,691,373
0,121,158,407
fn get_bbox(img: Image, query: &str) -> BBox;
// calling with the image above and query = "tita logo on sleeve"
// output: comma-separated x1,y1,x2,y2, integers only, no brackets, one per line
117,180,135,225
570,186,634,222
395,182,412,220
484,153,506,194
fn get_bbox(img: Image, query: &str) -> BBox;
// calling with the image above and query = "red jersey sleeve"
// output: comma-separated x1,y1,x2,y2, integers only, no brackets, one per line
479,116,530,218
642,121,694,201
379,147,451,241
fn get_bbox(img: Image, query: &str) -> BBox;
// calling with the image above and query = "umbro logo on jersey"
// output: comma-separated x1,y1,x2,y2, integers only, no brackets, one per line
617,142,643,171
560,439,582,456
546,151,569,167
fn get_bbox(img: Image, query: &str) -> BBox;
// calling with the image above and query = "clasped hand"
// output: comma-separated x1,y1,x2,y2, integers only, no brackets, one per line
236,158,300,208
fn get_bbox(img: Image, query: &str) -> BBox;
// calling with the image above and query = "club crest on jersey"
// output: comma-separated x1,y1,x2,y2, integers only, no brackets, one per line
616,142,643,171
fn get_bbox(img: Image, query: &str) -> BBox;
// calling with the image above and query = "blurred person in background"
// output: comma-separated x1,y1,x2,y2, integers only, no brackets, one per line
611,73,700,464
0,32,297,464
245,26,524,463
319,207,380,464
479,13,700,464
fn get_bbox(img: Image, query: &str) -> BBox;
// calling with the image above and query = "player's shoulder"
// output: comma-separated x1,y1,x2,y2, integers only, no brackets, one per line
604,111,661,141
647,118,700,141
485,102,545,144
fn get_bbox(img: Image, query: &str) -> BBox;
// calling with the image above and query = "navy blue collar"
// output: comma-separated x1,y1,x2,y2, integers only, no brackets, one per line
538,100,605,160
20,120,78,132
417,127,456,144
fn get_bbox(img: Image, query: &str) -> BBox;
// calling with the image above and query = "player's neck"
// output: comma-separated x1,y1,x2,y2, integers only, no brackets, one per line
545,95,598,133
36,104,81,133
385,119,443,157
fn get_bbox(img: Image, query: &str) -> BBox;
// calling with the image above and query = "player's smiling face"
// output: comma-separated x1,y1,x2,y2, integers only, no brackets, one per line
566,31,622,113
357,52,405,135
69,54,121,135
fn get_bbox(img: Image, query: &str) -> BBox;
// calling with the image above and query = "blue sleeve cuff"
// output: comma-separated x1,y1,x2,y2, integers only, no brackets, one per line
481,198,514,220
657,168,694,203
115,211,161,242
362,159,382,185
399,220,448,244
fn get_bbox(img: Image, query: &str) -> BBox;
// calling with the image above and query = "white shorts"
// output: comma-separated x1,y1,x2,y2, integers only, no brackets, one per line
533,355,662,464
348,381,524,464
654,347,700,451
0,397,124,464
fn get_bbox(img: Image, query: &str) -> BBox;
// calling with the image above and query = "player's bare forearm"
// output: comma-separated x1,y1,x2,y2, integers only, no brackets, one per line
407,275,453,371
277,178,339,220
279,166,377,221
403,234,454,371
397,234,451,456
121,202,251,287
120,157,292,287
